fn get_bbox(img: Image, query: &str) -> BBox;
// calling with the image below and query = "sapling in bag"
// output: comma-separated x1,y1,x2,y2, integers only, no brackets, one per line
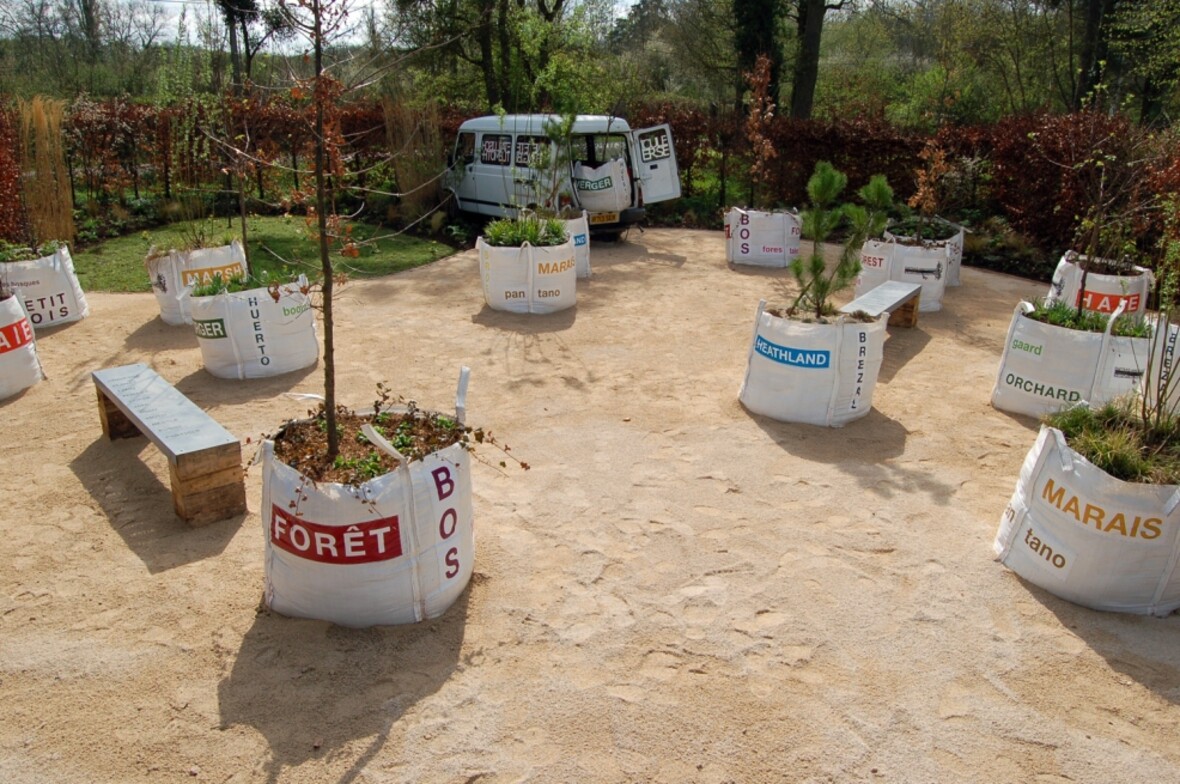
261,370,476,627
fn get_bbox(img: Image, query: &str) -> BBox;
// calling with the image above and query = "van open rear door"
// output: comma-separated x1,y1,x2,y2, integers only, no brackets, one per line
630,124,681,204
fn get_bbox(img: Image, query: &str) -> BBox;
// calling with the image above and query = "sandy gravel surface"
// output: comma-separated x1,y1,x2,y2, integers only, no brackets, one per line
2,228,1177,783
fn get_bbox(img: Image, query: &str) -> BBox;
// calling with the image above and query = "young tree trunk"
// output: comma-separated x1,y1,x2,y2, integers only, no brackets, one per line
789,0,827,121
312,0,338,459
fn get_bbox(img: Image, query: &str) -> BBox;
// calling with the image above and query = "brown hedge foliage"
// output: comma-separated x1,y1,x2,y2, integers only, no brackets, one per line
0,104,28,243
986,111,1174,254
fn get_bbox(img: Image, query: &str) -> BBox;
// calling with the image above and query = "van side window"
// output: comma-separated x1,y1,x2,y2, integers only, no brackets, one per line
457,132,476,164
515,136,548,167
479,134,512,165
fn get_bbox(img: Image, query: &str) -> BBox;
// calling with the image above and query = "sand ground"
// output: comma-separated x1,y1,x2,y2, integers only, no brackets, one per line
2,228,1178,783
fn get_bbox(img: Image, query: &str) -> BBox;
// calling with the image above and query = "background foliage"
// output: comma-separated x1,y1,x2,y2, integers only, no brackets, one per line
0,0,1177,276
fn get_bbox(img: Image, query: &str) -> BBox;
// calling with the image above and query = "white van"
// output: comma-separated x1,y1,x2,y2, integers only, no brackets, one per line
444,114,681,236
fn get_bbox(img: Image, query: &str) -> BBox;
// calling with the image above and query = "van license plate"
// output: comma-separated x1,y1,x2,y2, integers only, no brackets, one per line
589,212,619,225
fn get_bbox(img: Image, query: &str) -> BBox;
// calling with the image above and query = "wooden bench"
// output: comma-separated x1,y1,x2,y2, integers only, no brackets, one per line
92,363,246,526
839,280,923,327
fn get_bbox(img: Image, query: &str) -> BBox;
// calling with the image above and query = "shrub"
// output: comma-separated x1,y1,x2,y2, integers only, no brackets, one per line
482,215,568,248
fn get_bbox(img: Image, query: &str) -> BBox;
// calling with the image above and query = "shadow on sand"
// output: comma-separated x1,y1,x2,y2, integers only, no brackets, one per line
218,584,475,783
1018,576,1180,705
68,438,244,573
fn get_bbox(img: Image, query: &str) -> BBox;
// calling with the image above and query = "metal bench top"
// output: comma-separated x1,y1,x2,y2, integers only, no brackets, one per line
91,363,237,462
839,281,922,318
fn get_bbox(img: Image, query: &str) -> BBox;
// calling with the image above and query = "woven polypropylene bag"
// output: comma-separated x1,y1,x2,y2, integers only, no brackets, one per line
995,426,1180,616
2,246,89,330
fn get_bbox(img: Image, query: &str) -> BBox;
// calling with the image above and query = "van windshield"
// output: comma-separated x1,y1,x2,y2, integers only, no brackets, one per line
570,134,629,167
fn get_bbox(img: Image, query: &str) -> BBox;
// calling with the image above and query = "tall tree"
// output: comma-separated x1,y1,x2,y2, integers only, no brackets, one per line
1109,0,1180,124
734,0,783,109
788,0,848,120
1072,0,1120,108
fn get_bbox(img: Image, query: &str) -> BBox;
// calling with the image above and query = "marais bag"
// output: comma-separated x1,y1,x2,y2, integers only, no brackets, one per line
261,369,476,627
2,246,89,330
478,237,576,314
995,426,1180,616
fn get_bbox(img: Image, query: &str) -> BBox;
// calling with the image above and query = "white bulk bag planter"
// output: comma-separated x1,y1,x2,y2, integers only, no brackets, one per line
477,237,576,314
885,221,964,287
573,159,631,213
853,240,894,294
887,242,948,312
261,370,476,627
995,426,1180,616
724,208,802,268
2,246,89,329
854,239,948,312
991,301,1164,419
564,211,591,279
188,278,318,380
145,241,248,326
0,295,42,400
739,299,887,427
1046,252,1153,317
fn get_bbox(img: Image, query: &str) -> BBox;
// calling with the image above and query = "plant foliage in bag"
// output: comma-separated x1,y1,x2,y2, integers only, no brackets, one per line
788,162,893,320
1043,198,1180,484
481,213,569,248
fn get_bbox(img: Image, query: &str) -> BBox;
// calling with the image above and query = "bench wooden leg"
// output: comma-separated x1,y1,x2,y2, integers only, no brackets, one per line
888,296,920,328
168,444,247,526
96,389,143,440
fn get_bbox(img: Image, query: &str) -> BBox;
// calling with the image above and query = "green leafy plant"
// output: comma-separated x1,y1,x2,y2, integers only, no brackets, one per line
482,213,568,248
1044,198,1180,484
1026,298,1151,337
789,162,893,319
189,269,297,297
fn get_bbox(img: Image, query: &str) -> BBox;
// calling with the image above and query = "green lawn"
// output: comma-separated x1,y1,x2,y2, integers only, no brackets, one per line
72,215,456,292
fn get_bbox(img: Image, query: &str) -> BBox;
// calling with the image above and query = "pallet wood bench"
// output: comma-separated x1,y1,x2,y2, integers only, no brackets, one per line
839,281,923,327
92,363,246,526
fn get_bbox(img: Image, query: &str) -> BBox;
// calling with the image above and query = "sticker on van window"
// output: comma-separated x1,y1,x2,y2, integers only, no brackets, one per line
638,129,672,163
480,135,512,165
515,136,548,166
